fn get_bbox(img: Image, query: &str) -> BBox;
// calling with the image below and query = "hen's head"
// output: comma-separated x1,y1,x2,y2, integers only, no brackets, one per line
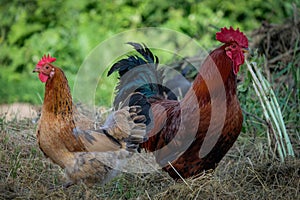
216,26,248,75
33,54,57,83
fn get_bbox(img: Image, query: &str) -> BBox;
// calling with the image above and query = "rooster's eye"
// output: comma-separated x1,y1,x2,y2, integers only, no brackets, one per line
45,66,49,69
232,44,236,49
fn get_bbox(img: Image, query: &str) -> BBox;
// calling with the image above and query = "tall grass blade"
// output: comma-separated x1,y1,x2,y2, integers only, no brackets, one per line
245,60,295,161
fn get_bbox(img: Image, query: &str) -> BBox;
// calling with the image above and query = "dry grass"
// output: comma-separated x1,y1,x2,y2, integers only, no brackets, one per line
0,117,299,200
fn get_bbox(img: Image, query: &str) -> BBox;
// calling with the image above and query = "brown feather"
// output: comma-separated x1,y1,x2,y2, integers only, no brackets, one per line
141,44,243,179
35,63,146,185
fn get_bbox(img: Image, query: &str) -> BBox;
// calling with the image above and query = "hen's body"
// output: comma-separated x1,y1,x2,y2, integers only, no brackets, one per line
37,68,85,167
108,27,248,179
34,57,146,185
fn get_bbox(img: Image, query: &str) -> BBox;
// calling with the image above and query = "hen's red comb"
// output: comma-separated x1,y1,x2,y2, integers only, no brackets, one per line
216,26,248,48
37,54,56,67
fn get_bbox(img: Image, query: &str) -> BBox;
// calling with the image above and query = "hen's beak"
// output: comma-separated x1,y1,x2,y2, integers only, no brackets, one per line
32,66,40,73
242,47,249,54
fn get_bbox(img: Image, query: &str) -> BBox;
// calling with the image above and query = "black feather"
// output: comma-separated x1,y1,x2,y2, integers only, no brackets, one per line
108,42,177,125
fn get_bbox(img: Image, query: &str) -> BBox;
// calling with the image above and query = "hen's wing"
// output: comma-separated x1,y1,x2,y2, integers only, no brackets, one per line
65,106,147,186
73,106,146,152
73,128,122,152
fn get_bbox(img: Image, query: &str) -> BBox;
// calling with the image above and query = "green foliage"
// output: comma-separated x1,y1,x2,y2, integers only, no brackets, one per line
0,0,297,106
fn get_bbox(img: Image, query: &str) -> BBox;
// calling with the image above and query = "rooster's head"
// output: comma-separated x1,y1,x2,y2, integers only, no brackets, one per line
216,26,249,75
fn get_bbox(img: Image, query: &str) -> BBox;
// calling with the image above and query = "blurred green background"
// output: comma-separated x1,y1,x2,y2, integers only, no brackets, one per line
0,0,296,106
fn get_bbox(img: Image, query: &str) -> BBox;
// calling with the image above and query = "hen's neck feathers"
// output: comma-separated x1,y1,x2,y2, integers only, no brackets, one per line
43,66,74,117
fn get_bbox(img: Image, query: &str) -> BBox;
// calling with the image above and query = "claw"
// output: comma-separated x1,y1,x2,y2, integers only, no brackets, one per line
135,106,143,114
130,112,137,118
129,105,142,114
132,115,146,123
128,105,146,123
128,106,136,113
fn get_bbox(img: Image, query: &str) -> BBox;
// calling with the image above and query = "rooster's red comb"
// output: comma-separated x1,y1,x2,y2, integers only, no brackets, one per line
216,26,248,48
37,54,56,67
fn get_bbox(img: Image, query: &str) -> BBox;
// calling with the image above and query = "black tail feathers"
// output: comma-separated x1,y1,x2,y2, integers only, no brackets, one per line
108,42,177,125
107,42,159,77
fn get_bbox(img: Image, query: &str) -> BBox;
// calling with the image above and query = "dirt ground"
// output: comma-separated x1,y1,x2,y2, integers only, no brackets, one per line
0,107,299,199
0,103,39,122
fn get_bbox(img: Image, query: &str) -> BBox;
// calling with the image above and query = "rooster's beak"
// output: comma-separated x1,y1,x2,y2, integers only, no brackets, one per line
33,66,40,73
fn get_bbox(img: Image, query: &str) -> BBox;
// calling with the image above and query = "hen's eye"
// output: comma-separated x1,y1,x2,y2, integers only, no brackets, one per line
45,66,49,69
232,44,236,48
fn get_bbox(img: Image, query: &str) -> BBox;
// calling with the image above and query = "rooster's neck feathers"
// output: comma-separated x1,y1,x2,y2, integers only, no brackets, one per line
201,46,235,82
187,46,237,105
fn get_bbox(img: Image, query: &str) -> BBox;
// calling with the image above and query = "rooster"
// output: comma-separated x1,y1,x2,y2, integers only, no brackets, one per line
108,27,249,179
33,55,146,186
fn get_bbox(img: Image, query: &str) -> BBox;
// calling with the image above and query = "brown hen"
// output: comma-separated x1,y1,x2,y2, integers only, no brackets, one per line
33,55,146,185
